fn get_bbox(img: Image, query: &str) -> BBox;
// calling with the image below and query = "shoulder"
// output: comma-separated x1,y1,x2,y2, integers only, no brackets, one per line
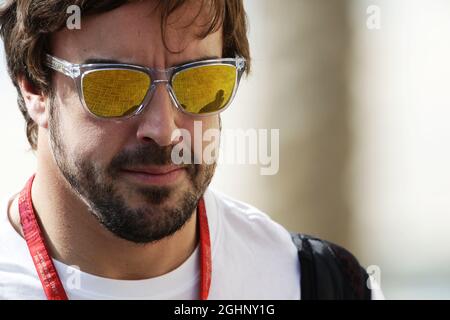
206,187,295,247
204,188,301,299
0,194,46,299
204,187,299,267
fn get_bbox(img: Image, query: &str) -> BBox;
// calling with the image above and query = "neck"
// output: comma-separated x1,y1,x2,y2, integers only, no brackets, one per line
11,154,199,280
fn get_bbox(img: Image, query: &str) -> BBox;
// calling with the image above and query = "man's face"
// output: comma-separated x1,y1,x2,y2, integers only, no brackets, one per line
48,0,222,243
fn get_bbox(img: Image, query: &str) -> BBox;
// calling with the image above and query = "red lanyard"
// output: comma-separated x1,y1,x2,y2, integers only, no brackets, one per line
18,174,212,300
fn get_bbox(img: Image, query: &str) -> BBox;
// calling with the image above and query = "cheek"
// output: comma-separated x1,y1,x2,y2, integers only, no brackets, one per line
201,117,220,148
84,127,130,161
183,116,220,159
54,103,129,166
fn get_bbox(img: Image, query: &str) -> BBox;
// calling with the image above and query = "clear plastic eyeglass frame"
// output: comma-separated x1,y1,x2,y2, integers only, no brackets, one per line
45,54,247,120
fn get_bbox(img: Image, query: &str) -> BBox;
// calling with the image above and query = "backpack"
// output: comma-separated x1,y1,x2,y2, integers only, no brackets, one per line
290,233,372,300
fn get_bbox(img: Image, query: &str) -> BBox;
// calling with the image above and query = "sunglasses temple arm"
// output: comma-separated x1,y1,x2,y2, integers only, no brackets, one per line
45,54,81,78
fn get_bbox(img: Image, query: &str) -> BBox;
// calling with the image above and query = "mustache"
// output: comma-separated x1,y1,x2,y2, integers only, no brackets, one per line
109,141,197,172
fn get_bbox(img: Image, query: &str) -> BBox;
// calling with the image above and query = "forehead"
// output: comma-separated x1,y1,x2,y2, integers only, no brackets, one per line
50,0,223,66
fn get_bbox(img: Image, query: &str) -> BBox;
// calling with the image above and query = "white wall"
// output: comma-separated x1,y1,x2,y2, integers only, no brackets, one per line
351,0,450,299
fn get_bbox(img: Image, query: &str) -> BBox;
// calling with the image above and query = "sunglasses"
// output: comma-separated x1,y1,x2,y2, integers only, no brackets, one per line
45,54,246,119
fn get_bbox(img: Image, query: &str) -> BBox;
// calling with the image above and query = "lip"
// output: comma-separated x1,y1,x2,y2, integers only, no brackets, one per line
121,166,186,185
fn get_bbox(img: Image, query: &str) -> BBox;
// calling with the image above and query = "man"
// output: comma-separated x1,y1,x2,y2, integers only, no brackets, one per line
0,0,379,300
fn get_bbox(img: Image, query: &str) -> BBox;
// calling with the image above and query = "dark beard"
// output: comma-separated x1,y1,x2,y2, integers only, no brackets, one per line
48,100,217,244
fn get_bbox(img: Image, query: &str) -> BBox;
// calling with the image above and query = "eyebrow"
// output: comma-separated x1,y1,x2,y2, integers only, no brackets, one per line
83,55,221,67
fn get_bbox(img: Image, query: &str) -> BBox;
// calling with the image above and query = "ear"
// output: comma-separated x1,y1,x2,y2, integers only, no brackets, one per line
17,75,49,129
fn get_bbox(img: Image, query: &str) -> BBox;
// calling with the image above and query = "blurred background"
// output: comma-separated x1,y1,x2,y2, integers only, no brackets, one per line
1,0,450,299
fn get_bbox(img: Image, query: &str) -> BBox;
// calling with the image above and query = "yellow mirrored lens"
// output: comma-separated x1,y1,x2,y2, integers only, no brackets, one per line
172,65,236,114
82,69,150,117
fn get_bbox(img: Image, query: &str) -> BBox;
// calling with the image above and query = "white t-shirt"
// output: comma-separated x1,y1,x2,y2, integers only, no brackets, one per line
0,188,301,300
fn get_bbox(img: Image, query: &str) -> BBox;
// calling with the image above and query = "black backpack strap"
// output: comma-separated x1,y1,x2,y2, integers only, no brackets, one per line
290,233,372,300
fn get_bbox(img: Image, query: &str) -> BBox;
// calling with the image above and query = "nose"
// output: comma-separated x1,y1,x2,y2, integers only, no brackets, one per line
135,82,180,147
